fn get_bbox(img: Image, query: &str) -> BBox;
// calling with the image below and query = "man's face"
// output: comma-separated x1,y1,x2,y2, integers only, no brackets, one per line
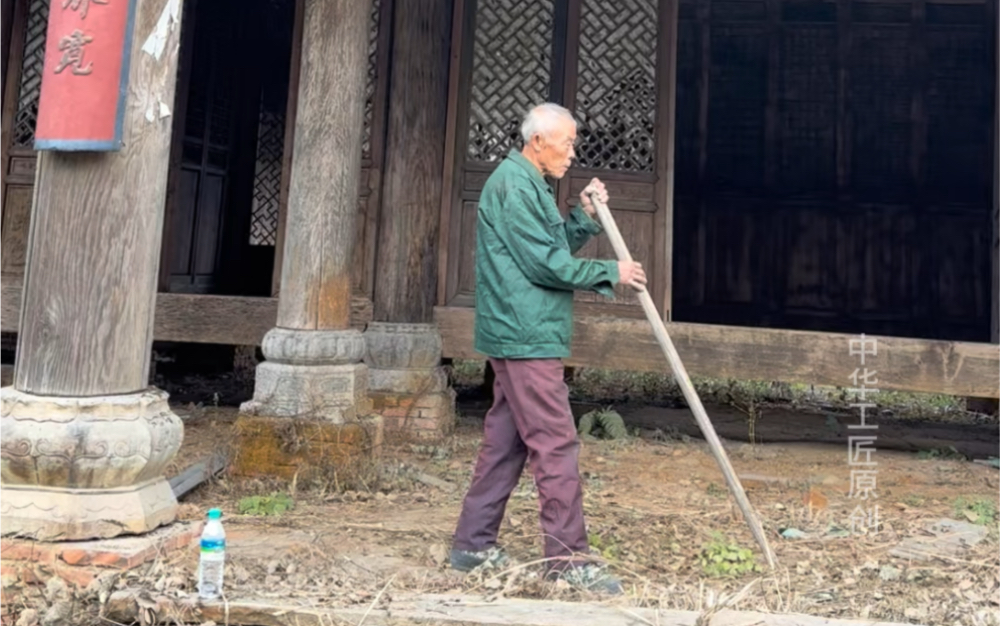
531,118,576,179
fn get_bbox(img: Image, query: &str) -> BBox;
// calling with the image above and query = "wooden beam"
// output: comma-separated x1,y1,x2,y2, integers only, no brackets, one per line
275,0,370,330
0,281,372,345
14,0,185,396
373,0,454,324
4,281,992,399
434,306,1000,399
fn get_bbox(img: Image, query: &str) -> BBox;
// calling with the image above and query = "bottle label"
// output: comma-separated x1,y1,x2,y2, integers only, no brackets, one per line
200,538,225,553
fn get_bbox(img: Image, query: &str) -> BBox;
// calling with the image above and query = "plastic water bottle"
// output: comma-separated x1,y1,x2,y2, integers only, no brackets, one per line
197,508,226,599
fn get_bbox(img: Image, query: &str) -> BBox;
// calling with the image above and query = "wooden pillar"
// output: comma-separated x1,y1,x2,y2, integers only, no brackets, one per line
275,0,369,332
364,0,457,439
1,0,185,540
241,0,373,423
372,0,453,325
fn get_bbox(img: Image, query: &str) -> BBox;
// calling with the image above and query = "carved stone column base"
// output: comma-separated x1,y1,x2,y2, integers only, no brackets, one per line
0,387,183,541
0,479,176,541
364,323,456,439
240,329,371,423
240,363,371,422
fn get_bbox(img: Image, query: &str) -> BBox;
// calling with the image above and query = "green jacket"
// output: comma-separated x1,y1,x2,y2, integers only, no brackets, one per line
473,150,620,359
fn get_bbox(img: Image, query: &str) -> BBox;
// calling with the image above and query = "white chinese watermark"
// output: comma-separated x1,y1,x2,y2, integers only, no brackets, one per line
847,333,879,535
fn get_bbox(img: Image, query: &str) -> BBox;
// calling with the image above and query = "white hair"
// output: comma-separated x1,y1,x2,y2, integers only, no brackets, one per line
520,103,576,143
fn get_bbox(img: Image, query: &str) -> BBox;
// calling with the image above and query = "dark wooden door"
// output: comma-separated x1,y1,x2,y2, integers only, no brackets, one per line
163,0,261,294
441,0,672,316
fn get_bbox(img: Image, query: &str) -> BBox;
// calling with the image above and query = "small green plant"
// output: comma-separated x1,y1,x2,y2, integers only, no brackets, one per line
238,492,295,516
588,532,621,561
917,446,967,461
706,482,727,499
902,494,926,507
952,496,997,526
577,407,628,440
697,533,761,578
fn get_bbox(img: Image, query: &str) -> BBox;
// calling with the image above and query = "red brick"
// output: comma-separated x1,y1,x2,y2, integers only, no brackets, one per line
57,549,89,566
52,562,98,588
0,540,57,564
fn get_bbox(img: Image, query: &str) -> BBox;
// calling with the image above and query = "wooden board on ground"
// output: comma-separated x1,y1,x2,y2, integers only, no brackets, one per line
106,592,925,626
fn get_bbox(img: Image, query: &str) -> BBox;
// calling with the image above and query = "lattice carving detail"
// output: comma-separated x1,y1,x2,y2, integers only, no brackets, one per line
12,0,49,148
467,0,555,162
778,24,836,192
362,0,381,159
574,0,657,172
249,107,285,246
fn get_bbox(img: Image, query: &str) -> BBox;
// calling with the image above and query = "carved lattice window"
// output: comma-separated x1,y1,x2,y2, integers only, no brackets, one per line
249,105,285,246
12,0,49,148
574,0,657,172
466,0,555,162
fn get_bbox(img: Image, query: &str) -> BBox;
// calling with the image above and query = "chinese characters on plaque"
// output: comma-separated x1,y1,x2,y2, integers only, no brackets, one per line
35,0,136,150
847,333,880,535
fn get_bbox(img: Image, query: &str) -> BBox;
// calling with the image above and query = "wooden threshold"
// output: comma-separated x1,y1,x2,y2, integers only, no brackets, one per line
434,307,1000,399
2,279,996,398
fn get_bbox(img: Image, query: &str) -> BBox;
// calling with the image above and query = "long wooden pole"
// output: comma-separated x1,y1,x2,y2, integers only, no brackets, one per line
589,193,778,570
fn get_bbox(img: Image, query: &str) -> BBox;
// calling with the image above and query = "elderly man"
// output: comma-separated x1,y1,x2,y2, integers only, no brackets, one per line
449,103,646,594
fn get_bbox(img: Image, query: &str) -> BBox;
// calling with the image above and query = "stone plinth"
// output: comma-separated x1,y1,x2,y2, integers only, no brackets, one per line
364,323,456,439
240,328,371,422
230,414,383,483
0,388,183,541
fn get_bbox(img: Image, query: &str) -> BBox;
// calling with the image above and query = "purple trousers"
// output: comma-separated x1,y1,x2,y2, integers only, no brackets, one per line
452,358,588,568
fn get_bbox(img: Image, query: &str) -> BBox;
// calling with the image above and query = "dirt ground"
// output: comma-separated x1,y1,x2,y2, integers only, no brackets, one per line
148,393,1000,626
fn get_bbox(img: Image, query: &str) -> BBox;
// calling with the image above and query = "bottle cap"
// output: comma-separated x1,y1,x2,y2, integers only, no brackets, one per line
207,508,222,520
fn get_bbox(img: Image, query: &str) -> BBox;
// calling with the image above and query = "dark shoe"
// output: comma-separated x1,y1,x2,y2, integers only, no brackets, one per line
449,546,511,572
556,562,624,595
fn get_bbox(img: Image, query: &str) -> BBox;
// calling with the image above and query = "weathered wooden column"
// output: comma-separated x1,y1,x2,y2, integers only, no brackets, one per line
0,0,185,540
364,0,456,439
241,0,372,423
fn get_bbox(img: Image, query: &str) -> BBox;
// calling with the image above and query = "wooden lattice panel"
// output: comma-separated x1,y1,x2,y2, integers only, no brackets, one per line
12,0,48,148
673,3,701,195
250,108,285,246
706,19,768,189
925,3,991,201
849,11,911,199
574,0,658,172
778,20,836,193
362,0,381,160
466,0,555,163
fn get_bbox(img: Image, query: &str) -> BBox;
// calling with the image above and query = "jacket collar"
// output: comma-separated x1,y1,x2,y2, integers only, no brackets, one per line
507,149,553,194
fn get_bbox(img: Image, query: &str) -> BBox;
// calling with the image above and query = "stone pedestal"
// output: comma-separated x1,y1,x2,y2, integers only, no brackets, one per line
0,388,183,541
240,328,371,422
364,323,456,439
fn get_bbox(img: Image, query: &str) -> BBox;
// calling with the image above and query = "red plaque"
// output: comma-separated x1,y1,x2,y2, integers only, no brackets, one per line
34,0,138,151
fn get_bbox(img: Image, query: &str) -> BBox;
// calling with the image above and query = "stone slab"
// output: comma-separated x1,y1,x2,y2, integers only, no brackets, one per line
1,478,178,541
106,592,927,626
888,518,989,562
368,366,449,394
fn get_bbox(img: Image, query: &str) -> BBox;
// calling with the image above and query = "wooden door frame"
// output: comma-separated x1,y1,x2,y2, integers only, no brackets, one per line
158,0,199,292
1,0,30,220
437,0,677,313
